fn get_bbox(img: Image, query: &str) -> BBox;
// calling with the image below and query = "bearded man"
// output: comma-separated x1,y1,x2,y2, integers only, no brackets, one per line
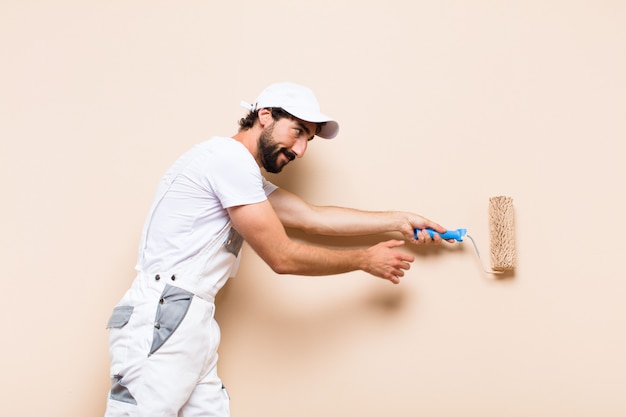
104,82,449,417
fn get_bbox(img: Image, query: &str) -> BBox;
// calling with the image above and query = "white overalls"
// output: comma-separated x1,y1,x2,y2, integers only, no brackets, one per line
104,147,246,417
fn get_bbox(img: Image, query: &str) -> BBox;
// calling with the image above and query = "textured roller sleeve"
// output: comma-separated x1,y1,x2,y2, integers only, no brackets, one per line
488,196,517,272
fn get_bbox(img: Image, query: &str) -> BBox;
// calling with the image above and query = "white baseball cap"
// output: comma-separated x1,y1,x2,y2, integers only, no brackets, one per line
240,82,339,139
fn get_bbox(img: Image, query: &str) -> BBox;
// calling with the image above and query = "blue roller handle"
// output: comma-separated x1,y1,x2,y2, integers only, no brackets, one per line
414,228,467,242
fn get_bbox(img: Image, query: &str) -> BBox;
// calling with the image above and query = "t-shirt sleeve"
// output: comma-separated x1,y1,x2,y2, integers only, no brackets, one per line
208,140,274,209
262,177,279,196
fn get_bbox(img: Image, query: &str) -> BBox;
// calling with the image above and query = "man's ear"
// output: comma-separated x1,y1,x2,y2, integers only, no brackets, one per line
257,108,273,128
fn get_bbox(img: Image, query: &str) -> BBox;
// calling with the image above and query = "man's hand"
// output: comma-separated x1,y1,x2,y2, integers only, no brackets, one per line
399,213,455,244
363,240,415,284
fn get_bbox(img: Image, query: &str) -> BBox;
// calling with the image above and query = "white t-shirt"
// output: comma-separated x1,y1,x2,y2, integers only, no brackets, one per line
137,136,278,273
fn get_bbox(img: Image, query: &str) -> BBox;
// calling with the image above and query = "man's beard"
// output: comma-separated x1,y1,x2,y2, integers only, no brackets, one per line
258,123,296,173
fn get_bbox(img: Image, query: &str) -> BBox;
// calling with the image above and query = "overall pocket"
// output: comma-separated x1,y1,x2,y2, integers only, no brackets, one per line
149,284,193,355
106,305,137,405
224,227,243,256
106,305,134,329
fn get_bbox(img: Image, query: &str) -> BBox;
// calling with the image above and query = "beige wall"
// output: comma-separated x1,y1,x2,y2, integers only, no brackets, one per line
1,1,625,416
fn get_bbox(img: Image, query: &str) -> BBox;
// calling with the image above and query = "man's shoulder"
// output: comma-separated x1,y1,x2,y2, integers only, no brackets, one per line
203,136,239,148
193,136,245,158
188,137,256,175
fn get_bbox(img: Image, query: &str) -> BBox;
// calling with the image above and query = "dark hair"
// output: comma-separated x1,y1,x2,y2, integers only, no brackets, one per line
238,107,324,135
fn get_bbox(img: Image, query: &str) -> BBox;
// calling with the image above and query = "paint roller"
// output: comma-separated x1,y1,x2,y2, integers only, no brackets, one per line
414,196,517,275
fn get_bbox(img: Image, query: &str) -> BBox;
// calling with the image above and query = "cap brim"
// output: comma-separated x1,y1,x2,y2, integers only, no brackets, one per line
317,120,339,139
283,106,339,139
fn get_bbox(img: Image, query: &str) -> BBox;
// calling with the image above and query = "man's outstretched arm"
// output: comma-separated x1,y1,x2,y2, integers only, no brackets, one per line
267,188,448,244
227,199,414,284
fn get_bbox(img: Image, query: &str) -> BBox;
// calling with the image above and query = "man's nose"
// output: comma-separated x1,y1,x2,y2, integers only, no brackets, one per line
291,138,308,158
